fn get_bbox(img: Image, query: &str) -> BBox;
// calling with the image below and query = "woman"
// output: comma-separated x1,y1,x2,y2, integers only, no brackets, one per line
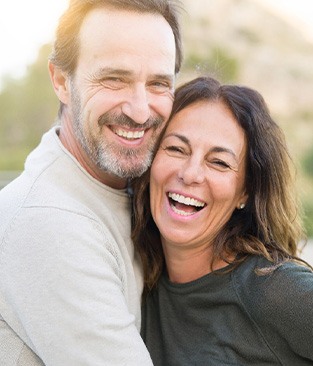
132,76,313,365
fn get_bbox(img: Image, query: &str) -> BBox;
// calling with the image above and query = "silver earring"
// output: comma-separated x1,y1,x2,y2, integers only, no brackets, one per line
239,203,245,209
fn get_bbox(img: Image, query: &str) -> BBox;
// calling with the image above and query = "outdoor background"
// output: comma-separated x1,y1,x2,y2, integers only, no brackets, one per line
0,0,312,261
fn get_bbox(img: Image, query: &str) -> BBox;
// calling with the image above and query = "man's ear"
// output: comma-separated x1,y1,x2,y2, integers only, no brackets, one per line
48,61,70,104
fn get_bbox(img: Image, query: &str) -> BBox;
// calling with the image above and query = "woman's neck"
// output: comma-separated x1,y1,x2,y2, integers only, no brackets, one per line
163,244,232,284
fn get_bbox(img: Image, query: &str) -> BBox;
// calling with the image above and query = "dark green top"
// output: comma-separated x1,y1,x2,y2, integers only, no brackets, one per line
141,255,313,365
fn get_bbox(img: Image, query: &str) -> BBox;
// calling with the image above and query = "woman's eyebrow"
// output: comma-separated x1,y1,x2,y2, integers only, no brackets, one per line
210,146,237,160
163,133,189,144
162,133,240,165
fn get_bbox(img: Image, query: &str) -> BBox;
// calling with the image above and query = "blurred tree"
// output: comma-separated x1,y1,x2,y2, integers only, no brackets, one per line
303,147,313,177
184,46,239,82
302,148,313,237
0,44,58,170
303,202,313,237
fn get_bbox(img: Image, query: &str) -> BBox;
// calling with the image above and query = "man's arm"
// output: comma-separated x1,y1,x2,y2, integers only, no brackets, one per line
0,207,153,365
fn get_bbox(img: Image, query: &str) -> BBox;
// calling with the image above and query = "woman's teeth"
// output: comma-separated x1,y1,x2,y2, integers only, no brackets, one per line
171,205,196,216
168,192,205,207
168,192,205,217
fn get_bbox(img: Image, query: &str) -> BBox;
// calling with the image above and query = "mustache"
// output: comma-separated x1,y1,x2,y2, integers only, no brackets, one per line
98,111,164,129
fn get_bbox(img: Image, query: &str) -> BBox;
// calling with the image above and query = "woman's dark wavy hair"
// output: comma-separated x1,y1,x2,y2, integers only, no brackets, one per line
132,76,308,291
49,0,183,116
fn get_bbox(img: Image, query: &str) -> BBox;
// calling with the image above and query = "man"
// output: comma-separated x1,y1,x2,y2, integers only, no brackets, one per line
0,0,183,364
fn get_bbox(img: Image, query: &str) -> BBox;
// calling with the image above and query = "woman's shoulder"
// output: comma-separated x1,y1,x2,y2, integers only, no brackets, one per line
233,255,313,300
232,255,313,336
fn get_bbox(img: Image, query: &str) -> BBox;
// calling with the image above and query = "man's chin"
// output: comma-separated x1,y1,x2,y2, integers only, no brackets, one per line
116,164,150,179
98,159,151,179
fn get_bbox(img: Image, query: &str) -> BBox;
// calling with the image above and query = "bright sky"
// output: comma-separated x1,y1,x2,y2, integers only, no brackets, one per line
255,0,313,40
0,0,312,88
0,0,68,86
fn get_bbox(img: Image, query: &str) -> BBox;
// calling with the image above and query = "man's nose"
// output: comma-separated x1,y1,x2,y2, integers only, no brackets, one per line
121,84,150,125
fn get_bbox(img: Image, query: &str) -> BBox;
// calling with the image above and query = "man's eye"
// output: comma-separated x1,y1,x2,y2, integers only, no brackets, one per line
101,78,125,89
149,81,171,93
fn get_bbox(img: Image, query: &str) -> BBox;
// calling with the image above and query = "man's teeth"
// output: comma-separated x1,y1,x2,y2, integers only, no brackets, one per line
168,192,205,208
115,129,145,139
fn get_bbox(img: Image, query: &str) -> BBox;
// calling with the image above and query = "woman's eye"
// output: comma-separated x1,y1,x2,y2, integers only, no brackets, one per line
211,160,231,169
163,145,185,154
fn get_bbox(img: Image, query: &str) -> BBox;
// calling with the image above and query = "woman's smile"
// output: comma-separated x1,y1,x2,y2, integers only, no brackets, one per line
167,191,206,217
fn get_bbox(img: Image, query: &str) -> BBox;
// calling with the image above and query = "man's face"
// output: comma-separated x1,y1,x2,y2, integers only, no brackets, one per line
69,7,176,180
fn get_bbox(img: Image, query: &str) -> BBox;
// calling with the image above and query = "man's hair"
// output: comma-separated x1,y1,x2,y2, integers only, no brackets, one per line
50,0,183,75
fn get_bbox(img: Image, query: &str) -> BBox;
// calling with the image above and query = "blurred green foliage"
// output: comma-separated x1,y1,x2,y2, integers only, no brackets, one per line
303,148,313,177
184,46,239,82
0,44,58,170
302,148,313,236
304,202,313,238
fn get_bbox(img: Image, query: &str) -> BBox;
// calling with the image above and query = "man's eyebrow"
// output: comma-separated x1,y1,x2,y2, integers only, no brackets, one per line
94,68,174,82
152,74,175,82
94,67,133,78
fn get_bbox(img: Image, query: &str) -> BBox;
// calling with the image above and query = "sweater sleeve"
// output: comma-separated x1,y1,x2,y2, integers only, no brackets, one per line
234,258,313,363
0,206,153,366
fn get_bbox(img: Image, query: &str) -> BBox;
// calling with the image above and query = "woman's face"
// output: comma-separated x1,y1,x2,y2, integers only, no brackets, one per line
150,100,248,251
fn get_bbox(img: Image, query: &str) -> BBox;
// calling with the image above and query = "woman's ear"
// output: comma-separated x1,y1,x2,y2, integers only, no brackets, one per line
237,192,248,210
48,61,70,105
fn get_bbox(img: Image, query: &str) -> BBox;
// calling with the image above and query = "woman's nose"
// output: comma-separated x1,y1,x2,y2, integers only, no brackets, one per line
178,158,205,185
